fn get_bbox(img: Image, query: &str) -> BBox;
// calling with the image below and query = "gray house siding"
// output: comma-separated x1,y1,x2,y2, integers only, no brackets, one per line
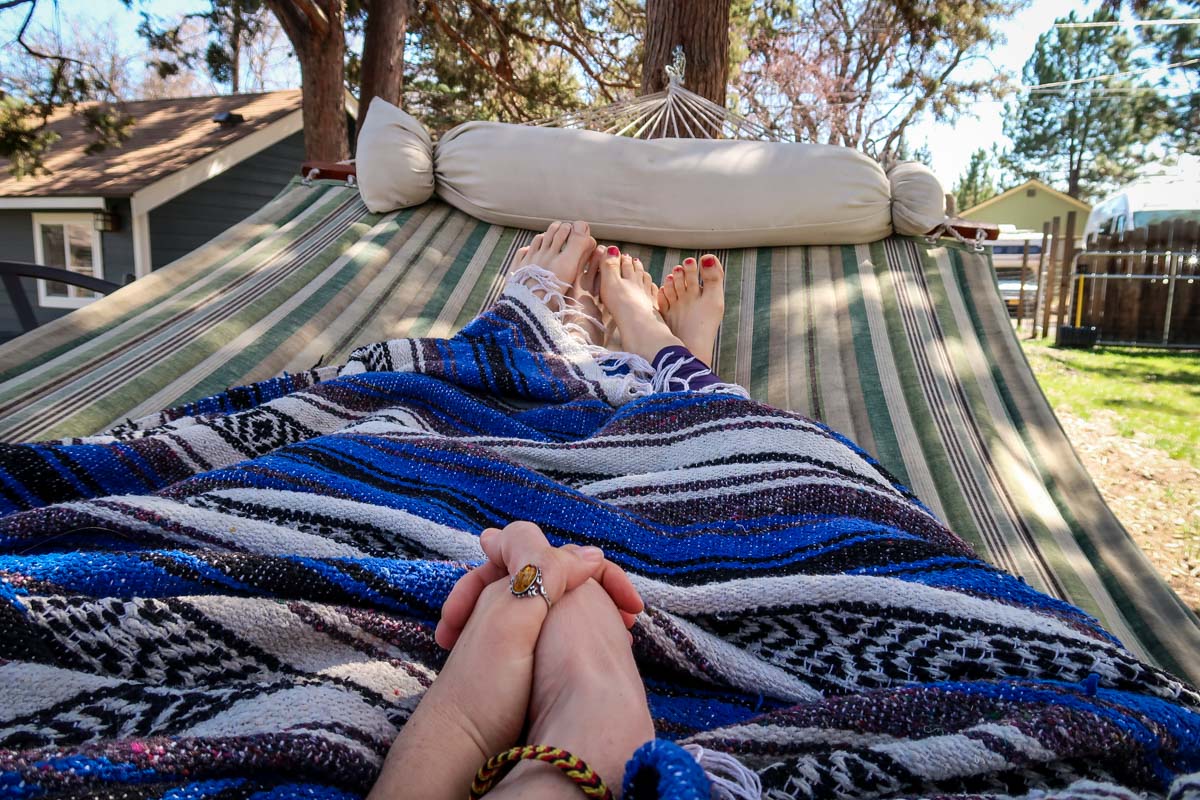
0,205,136,340
102,199,137,285
0,209,52,338
149,131,304,269
0,130,303,341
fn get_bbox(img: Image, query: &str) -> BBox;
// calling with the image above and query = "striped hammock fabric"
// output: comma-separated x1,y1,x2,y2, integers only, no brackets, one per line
0,178,1194,685
0,265,1198,799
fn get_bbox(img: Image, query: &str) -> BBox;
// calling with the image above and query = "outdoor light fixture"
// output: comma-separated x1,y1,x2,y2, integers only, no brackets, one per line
213,111,245,126
93,210,120,233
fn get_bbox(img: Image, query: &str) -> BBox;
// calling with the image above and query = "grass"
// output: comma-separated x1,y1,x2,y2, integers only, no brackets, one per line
1019,338,1200,468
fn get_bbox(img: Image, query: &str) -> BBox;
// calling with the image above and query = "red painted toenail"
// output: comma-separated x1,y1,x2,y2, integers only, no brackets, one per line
666,274,674,280
701,255,716,267
607,246,620,256
684,258,695,266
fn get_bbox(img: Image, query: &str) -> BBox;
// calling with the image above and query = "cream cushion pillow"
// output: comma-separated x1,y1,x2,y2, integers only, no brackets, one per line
888,161,946,236
433,121,897,247
356,97,436,212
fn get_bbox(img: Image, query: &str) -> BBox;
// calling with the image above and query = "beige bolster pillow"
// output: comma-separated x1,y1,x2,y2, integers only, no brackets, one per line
433,121,894,247
356,98,436,212
888,161,946,236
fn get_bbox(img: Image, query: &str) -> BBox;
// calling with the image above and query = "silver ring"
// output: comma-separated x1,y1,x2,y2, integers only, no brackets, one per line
510,564,551,610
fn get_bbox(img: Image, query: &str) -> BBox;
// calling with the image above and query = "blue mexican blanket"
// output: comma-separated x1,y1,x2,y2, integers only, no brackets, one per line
0,274,1197,800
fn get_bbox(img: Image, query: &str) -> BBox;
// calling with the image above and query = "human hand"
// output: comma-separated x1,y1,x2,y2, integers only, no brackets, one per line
488,579,655,799
435,520,643,651
371,521,642,799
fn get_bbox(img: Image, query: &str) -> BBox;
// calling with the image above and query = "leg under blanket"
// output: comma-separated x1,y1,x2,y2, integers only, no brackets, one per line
0,273,1197,800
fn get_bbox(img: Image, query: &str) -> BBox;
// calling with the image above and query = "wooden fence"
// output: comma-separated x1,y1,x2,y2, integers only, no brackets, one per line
1014,211,1200,348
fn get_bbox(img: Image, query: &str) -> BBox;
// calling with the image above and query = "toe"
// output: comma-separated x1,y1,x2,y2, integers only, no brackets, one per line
700,253,725,288
513,245,530,268
551,220,572,252
671,264,685,290
682,258,700,293
619,253,635,279
527,233,546,264
600,246,621,276
662,275,679,306
562,221,597,266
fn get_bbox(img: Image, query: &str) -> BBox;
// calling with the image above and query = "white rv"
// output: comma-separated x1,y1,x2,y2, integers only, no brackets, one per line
1084,162,1200,240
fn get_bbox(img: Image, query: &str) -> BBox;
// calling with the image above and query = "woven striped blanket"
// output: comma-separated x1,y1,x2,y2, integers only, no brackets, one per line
1,275,1197,800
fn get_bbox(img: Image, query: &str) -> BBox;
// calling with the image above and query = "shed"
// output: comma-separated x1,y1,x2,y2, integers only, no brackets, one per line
960,178,1091,233
0,90,354,338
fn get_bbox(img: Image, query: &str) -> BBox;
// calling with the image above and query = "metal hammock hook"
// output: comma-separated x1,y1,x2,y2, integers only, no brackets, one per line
665,45,686,87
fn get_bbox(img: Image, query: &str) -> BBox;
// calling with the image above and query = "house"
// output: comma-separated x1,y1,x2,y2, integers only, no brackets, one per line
0,90,355,339
960,178,1092,234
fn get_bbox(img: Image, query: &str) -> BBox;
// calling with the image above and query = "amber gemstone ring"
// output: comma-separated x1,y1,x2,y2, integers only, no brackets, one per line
510,563,551,610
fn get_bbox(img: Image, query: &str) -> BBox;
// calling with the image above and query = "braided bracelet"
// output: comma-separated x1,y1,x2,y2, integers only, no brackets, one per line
469,744,613,799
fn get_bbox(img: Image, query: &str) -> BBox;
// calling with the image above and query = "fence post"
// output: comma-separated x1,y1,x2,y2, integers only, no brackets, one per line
1017,238,1031,332
1041,215,1062,339
1030,222,1050,338
1055,212,1077,342
1163,221,1179,345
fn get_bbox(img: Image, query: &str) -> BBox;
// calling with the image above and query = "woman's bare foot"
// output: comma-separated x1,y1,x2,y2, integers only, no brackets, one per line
512,221,597,309
568,246,606,346
658,254,725,368
598,248,683,363
489,580,654,799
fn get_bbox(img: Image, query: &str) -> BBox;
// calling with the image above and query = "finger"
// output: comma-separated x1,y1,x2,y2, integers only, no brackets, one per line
491,522,644,615
435,558,507,650
595,559,644,616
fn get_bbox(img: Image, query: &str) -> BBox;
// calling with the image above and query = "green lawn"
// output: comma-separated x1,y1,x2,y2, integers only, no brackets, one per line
1019,339,1200,468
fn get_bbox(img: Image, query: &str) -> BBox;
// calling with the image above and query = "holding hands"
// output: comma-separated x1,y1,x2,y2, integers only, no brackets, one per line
371,521,653,800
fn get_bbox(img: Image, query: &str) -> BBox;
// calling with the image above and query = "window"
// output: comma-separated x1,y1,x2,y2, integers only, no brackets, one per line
32,213,104,309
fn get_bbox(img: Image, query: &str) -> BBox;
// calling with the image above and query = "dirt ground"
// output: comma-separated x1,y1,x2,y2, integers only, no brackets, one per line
1055,408,1200,614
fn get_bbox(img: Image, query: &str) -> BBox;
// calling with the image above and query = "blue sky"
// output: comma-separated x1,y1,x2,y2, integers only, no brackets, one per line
6,0,1128,190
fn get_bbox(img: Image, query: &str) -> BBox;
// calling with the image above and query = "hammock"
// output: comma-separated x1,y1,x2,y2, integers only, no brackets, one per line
1,258,1198,800
0,177,1195,686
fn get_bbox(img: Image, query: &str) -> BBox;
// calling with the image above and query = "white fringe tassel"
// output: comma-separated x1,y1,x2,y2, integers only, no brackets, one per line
508,263,748,401
509,264,656,400
683,744,762,800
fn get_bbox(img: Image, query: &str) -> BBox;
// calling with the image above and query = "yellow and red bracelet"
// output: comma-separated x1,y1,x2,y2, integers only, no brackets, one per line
469,744,613,799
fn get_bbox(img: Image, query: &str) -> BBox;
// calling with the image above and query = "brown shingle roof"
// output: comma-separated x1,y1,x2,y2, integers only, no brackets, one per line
0,89,302,199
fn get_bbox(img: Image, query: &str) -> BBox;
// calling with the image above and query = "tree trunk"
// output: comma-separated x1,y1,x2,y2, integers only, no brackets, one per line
641,0,731,108
358,0,414,134
231,17,241,93
267,0,349,161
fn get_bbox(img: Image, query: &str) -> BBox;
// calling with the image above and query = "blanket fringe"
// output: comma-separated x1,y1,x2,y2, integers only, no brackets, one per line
682,744,761,800
509,264,657,400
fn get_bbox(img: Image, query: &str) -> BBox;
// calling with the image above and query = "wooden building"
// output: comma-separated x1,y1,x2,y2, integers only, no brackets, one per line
0,90,354,338
960,178,1091,233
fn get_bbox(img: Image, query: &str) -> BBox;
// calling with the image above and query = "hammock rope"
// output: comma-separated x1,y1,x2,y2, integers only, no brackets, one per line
526,46,778,142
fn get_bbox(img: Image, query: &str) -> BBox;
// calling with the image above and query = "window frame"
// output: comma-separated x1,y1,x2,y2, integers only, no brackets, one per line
31,212,105,309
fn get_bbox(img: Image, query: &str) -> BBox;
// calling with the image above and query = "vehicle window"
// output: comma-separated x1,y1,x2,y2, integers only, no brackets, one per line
1132,210,1200,227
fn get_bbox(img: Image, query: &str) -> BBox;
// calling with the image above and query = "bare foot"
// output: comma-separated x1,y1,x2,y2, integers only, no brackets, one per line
513,221,597,309
489,580,654,799
658,254,725,368
568,246,606,346
598,247,683,363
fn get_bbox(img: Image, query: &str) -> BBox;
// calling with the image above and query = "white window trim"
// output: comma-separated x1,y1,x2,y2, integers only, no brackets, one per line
31,212,105,309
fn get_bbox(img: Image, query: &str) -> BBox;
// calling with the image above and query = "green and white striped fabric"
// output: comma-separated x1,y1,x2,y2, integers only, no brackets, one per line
1,177,1196,683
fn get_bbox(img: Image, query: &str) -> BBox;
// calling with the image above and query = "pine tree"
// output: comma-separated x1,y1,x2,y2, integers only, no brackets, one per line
954,148,996,211
1002,8,1167,200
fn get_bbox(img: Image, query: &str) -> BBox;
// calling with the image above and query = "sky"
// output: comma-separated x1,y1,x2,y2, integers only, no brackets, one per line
3,0,1151,192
